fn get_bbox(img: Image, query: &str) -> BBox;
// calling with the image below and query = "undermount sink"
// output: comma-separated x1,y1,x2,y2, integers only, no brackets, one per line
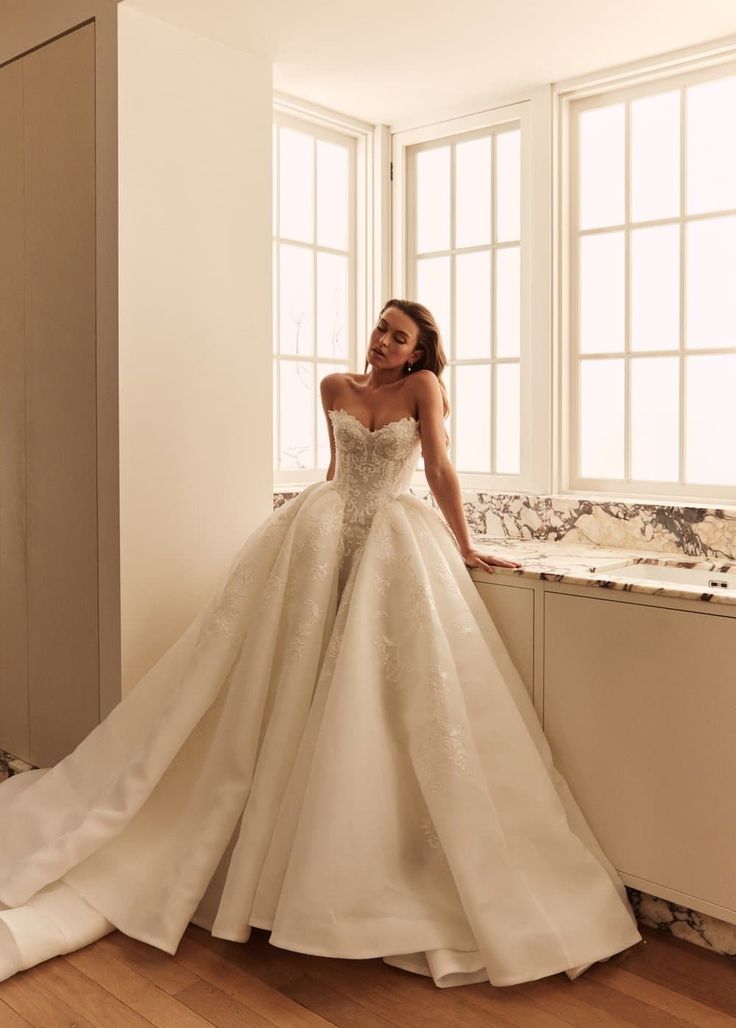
602,561,736,595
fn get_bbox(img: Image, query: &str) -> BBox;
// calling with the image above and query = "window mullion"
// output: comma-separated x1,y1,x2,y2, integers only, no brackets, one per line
491,131,497,475
275,126,281,474
624,98,631,485
312,137,318,469
449,145,457,467
679,84,687,488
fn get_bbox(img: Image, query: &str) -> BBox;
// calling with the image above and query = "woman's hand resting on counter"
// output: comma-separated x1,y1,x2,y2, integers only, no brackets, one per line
461,548,523,574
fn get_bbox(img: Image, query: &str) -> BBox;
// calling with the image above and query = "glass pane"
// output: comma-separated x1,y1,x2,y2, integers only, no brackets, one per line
454,363,491,472
316,252,347,359
317,140,348,251
416,146,450,253
687,75,736,216
579,358,624,478
630,356,679,481
272,241,278,353
631,90,680,223
455,250,491,359
273,357,278,468
579,103,625,230
496,129,521,243
686,354,736,486
272,124,277,236
279,360,313,470
433,363,454,472
439,369,451,423
496,246,520,358
579,231,625,353
631,224,679,351
316,361,343,468
416,256,451,352
686,216,736,349
279,244,314,355
495,362,520,474
455,135,491,249
279,127,313,243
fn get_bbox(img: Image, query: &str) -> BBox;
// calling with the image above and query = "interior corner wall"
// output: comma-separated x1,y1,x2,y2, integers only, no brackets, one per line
118,5,273,695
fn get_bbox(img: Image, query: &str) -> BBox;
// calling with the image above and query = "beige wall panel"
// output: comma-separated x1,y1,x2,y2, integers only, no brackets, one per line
544,591,736,922
118,7,272,695
0,60,29,756
23,23,99,765
475,580,535,700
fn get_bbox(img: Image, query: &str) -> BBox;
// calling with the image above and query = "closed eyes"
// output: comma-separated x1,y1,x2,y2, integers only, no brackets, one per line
377,321,408,342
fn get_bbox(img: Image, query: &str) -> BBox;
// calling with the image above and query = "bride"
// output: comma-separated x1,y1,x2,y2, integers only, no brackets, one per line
0,299,642,989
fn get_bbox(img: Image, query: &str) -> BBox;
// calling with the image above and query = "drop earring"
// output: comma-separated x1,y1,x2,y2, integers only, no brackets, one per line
406,361,414,373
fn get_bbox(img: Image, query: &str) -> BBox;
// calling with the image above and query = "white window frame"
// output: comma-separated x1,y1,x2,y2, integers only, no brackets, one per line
554,38,736,506
272,92,387,488
391,94,553,494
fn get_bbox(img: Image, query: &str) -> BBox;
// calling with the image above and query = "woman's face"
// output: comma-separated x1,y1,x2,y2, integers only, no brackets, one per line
367,307,421,372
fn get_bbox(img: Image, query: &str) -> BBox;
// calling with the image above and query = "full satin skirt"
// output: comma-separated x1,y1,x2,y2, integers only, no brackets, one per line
0,482,642,987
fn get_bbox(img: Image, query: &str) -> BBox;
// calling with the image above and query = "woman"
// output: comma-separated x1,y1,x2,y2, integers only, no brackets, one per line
322,299,520,578
0,300,642,989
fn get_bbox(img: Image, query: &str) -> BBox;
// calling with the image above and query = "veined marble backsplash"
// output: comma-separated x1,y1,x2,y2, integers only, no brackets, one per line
274,488,736,560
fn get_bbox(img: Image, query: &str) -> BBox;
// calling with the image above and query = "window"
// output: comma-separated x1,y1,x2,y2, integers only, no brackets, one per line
272,111,356,482
569,63,736,501
393,102,534,492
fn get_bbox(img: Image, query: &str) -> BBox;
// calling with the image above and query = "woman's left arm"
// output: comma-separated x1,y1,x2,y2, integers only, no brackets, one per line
413,371,521,574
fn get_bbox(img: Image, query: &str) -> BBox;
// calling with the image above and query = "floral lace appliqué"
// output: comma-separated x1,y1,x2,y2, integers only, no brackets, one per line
329,409,420,546
412,669,476,797
202,560,256,641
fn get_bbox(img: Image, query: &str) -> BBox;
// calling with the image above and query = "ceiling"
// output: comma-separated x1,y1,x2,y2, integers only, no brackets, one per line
123,0,736,128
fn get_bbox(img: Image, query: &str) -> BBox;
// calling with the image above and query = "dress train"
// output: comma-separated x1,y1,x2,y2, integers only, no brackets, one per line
0,409,642,987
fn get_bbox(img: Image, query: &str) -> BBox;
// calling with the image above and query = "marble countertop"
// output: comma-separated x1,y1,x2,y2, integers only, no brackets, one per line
467,536,736,607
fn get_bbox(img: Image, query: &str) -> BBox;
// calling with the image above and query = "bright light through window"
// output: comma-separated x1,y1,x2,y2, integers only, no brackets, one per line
273,118,354,478
573,70,736,492
411,126,522,476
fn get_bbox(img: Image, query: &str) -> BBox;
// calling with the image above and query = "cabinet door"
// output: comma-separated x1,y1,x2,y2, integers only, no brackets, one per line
0,59,28,759
0,23,98,767
544,591,736,921
25,24,98,767
474,581,534,701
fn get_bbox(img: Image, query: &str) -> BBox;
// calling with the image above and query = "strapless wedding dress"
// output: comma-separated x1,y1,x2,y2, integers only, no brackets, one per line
0,408,642,988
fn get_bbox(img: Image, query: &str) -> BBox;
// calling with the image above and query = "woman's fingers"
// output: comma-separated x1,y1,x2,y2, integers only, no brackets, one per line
466,552,523,571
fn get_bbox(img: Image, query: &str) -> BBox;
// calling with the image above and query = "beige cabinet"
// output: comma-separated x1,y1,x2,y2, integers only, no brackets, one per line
474,579,535,702
0,20,118,767
543,589,736,924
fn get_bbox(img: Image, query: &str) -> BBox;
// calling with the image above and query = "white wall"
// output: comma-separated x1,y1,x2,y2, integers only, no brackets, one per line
118,5,272,694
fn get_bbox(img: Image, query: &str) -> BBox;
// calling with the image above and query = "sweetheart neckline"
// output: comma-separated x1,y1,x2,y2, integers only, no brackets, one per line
328,408,419,435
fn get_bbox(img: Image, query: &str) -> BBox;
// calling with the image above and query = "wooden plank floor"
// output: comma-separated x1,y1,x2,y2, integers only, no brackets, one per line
1,924,735,1027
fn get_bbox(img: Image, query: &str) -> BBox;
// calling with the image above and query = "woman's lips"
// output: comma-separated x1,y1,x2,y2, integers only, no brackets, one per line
371,349,385,360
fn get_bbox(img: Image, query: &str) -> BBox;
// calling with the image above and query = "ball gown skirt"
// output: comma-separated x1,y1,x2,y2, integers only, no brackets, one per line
0,408,642,988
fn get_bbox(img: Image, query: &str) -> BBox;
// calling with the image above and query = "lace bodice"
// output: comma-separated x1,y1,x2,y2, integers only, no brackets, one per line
328,408,422,527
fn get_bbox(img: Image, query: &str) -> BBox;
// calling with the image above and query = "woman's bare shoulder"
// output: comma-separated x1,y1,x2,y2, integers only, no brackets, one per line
320,371,366,401
321,371,367,383
408,368,442,401
410,368,440,387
